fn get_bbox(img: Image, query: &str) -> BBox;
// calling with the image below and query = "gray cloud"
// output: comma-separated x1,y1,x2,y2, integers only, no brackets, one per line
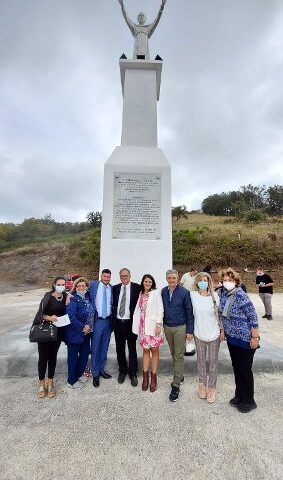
0,0,282,221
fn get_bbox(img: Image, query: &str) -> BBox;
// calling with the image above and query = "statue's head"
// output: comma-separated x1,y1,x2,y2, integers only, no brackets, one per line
137,12,146,25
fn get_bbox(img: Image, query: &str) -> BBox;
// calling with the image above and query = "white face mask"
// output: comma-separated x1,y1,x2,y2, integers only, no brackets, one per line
223,281,236,291
55,285,65,293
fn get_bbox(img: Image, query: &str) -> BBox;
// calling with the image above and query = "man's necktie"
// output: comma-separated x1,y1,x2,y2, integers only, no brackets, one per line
119,285,127,318
102,286,107,318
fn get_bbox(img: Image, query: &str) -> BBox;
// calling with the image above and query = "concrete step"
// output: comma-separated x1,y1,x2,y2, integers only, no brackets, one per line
0,324,282,378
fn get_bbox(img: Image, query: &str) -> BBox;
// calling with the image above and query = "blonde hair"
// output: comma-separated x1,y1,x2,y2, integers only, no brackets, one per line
71,276,89,293
192,272,214,292
219,268,241,286
193,272,219,319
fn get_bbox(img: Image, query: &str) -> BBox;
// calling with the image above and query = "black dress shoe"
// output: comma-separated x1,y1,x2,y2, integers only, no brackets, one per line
93,376,100,387
229,397,241,407
130,376,138,387
118,373,126,384
100,371,112,379
237,402,257,413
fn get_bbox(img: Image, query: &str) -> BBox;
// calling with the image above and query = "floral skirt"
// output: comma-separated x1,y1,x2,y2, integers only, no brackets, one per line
139,314,164,350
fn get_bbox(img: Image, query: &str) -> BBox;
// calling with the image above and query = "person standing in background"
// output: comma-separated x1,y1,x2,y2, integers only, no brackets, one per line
180,267,198,291
256,267,274,320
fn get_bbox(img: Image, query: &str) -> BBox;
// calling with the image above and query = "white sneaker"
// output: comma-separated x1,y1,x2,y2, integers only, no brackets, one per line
67,381,84,389
78,376,88,384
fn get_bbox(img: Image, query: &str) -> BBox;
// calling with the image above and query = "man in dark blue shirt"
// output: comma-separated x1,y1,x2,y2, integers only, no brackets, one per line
256,267,274,320
161,269,194,402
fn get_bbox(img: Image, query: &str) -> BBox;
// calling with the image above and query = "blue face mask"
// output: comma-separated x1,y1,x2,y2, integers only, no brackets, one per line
77,290,87,298
198,280,208,290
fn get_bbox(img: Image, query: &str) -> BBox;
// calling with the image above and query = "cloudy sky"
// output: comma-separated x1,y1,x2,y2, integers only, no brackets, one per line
1,0,282,223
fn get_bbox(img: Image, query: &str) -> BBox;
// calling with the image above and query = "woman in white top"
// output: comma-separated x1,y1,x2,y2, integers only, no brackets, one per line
132,274,164,392
190,272,224,403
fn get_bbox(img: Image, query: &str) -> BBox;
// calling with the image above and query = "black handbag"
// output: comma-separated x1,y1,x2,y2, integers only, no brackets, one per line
29,322,58,343
29,300,58,343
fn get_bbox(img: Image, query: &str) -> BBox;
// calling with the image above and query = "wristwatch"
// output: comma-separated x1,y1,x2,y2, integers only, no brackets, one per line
251,336,260,340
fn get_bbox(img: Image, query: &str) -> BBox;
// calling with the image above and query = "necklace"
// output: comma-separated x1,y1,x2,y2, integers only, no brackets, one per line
54,294,63,302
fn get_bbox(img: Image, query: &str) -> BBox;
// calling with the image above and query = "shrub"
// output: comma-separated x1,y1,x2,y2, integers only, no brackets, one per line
243,209,267,223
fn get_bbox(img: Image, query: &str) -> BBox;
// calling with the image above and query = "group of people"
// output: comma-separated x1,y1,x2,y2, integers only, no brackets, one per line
32,266,262,413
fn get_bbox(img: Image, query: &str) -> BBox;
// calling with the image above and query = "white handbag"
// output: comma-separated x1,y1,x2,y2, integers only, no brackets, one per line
185,339,196,356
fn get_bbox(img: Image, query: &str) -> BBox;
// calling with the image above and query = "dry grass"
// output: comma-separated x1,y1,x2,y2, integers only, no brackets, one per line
173,214,283,291
173,213,283,236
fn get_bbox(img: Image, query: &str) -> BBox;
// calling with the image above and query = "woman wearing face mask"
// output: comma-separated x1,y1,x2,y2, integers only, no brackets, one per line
219,268,260,413
32,276,67,399
132,274,164,392
190,272,224,403
65,277,94,389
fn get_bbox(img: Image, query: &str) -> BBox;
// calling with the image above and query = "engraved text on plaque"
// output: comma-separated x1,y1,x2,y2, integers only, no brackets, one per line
112,174,161,240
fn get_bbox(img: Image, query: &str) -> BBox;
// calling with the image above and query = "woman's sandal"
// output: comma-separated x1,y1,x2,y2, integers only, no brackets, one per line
37,382,46,399
47,381,56,398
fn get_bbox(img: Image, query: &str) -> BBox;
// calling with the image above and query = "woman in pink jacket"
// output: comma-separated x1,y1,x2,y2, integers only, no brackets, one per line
132,274,164,392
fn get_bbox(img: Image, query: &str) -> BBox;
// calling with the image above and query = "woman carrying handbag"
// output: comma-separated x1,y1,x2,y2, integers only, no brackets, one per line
31,276,67,399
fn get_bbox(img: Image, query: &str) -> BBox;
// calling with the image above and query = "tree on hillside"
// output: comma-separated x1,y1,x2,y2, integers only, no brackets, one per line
86,211,102,228
41,214,55,225
201,184,283,217
172,205,189,221
265,185,283,216
201,193,234,216
240,184,265,210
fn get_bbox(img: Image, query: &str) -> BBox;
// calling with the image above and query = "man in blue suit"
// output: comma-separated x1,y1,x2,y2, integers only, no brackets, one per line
89,269,113,387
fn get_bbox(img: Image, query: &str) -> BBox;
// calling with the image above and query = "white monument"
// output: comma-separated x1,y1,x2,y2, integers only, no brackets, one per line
100,0,171,287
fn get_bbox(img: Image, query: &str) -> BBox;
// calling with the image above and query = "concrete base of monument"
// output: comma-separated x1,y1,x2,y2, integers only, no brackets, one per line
1,324,282,378
100,146,172,286
1,290,282,378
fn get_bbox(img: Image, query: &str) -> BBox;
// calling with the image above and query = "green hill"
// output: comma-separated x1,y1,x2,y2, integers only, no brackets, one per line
0,214,282,291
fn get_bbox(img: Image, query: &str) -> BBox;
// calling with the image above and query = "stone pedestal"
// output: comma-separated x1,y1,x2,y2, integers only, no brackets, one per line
99,60,172,287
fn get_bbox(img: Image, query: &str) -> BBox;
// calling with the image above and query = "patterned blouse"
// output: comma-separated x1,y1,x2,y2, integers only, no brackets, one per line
219,288,258,349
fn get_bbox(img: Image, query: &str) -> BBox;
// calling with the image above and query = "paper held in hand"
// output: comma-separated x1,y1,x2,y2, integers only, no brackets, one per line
55,314,71,328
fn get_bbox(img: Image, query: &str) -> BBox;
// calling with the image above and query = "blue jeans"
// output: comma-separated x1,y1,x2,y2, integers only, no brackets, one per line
67,335,91,385
91,318,112,377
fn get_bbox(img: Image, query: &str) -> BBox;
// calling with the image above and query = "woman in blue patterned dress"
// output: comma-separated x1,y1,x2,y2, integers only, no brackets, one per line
219,268,260,413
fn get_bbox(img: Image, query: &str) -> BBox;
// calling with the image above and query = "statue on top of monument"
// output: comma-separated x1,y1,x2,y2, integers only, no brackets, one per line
117,0,167,60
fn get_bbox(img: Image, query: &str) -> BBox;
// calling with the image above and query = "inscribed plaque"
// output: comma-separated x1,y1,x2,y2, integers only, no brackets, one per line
112,174,161,240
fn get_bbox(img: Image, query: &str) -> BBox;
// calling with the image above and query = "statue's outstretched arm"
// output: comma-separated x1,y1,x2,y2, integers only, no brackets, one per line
117,0,135,35
148,0,167,38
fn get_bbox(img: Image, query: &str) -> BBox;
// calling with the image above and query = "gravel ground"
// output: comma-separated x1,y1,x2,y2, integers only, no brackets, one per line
1,372,282,480
1,289,283,479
